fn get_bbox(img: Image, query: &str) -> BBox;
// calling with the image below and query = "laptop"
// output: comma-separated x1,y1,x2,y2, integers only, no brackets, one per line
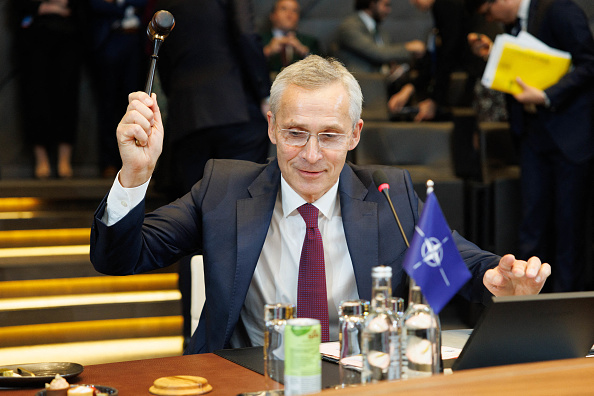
451,291,594,371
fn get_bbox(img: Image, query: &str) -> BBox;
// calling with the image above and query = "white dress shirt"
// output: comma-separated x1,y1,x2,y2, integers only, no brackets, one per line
103,172,359,347
517,0,531,31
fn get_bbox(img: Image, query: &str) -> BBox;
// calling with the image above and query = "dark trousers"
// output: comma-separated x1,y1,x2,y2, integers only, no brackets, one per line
518,139,592,292
172,102,269,194
93,31,145,170
19,27,80,147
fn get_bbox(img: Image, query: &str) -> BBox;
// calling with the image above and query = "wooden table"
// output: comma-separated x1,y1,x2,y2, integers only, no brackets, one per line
4,353,594,395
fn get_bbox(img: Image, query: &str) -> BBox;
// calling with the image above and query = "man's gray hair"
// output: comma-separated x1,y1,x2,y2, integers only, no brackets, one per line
269,55,363,129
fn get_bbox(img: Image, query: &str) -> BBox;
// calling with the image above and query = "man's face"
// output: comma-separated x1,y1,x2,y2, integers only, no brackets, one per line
270,0,300,32
371,0,392,23
267,83,363,203
410,0,435,12
478,0,518,24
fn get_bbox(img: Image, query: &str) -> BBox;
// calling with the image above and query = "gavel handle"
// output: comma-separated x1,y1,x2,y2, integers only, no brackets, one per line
145,55,158,95
137,39,163,146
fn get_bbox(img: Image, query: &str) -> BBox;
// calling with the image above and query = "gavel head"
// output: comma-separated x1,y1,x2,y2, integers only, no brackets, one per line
147,10,175,42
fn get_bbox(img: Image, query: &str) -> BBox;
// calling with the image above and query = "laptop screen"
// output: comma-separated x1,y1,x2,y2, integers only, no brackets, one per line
452,291,594,371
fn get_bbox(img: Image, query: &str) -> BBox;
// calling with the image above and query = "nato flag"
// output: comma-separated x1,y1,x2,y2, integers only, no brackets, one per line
402,192,471,314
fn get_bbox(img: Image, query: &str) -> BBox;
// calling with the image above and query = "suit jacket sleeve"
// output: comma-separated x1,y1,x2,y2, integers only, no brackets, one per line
430,0,469,105
337,14,411,66
539,1,594,109
90,173,208,276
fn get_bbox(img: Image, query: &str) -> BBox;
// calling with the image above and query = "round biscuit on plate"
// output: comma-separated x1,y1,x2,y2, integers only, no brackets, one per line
149,375,212,395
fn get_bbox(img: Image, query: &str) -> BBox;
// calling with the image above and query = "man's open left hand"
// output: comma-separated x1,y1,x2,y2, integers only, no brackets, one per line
483,254,551,296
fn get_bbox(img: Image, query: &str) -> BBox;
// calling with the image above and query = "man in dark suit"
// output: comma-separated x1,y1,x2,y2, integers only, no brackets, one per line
90,55,551,354
468,0,594,292
155,0,271,195
261,0,320,73
89,0,147,178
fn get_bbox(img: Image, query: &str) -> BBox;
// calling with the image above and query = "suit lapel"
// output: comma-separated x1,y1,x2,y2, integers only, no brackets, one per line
228,160,281,342
339,164,378,300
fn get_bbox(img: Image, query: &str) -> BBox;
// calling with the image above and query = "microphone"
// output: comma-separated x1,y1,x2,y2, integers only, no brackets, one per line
372,169,410,248
144,10,175,95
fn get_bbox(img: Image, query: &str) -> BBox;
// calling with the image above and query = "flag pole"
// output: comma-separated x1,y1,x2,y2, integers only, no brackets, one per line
408,180,435,298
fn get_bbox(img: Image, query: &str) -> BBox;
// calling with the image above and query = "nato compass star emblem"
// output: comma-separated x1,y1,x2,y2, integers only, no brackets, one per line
411,226,451,286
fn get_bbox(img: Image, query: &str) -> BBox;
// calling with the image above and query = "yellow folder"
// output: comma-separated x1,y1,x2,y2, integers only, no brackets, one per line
490,42,571,94
481,33,572,95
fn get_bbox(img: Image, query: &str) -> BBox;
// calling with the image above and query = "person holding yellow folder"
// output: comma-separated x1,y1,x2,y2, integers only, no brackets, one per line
467,0,594,292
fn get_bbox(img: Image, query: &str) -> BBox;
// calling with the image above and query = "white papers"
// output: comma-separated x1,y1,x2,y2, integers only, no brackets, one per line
482,32,572,94
319,341,463,370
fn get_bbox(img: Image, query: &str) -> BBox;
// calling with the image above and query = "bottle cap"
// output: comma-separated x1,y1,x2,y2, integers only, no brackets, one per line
338,299,367,316
264,303,295,322
372,265,392,278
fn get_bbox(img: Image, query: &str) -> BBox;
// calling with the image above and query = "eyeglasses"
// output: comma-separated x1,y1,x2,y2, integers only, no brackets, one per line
278,129,350,150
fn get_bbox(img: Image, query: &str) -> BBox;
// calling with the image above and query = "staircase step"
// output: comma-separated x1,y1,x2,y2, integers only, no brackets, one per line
0,336,184,366
0,179,167,204
0,244,90,265
0,178,181,364
0,179,114,199
0,229,90,248
0,244,94,280
0,316,183,347
0,290,182,326
0,214,93,232
0,274,179,298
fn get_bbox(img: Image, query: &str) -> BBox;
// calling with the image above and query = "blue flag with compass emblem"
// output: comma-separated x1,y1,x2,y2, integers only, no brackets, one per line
402,192,471,314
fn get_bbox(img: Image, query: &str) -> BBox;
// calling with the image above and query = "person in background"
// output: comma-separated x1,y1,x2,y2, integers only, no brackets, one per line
14,0,87,179
388,0,500,121
335,0,425,74
90,55,551,354
89,0,147,179
468,0,594,292
261,0,320,73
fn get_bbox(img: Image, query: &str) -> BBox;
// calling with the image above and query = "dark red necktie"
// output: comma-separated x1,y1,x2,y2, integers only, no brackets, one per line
297,203,330,342
280,44,289,67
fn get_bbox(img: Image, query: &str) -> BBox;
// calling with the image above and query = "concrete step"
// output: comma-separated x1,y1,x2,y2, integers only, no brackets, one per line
0,316,183,347
0,245,93,281
0,274,182,347
0,229,90,248
0,178,183,365
0,273,179,298
0,214,93,232
0,274,182,326
0,178,168,204
0,291,181,327
0,336,184,366
0,245,178,281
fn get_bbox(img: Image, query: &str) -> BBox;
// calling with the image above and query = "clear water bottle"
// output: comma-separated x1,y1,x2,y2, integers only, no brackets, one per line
401,284,441,379
389,297,405,320
361,266,401,383
338,300,366,387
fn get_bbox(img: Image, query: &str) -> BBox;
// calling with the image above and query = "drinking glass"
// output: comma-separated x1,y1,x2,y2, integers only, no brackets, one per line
338,299,367,387
264,303,295,392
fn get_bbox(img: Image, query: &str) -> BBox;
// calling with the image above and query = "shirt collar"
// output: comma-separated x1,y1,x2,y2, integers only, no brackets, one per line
272,28,289,38
358,11,376,34
280,175,340,220
517,0,531,29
